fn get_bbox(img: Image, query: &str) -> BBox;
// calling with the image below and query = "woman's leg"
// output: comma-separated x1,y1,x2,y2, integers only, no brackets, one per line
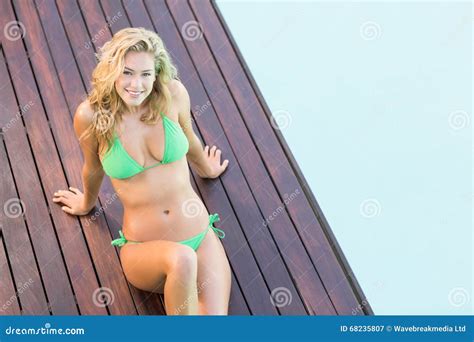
119,240,199,315
195,230,232,315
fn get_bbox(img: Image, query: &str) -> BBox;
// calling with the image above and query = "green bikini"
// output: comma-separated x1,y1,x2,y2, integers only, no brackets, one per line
102,111,189,179
102,112,225,251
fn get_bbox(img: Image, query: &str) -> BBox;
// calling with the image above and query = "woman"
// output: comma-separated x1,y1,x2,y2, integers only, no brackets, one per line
52,28,231,315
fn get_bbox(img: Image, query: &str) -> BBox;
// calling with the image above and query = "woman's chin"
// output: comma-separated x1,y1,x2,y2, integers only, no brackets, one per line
122,97,144,107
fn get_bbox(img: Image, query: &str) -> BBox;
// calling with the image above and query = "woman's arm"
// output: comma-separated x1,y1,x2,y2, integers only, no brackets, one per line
175,80,229,179
75,101,105,209
53,101,105,215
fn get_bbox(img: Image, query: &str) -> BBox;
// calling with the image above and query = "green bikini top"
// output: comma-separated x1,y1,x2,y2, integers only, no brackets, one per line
101,112,189,179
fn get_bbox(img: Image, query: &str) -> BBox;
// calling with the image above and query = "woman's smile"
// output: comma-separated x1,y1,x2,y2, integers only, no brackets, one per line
125,89,145,98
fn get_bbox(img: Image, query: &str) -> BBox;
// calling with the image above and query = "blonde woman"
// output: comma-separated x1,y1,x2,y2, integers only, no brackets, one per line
52,28,231,315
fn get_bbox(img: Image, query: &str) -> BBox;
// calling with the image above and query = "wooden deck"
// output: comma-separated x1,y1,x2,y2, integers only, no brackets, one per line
0,0,372,315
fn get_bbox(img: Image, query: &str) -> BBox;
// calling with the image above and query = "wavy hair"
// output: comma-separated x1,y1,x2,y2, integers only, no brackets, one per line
85,27,178,156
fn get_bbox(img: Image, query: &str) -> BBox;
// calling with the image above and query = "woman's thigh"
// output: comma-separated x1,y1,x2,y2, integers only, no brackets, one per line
196,230,232,314
119,239,193,294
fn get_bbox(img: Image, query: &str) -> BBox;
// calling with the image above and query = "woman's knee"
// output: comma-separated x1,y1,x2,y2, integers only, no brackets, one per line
167,245,198,282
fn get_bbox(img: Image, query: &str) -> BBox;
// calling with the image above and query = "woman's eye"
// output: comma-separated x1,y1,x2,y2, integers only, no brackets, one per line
143,73,151,77
123,71,132,75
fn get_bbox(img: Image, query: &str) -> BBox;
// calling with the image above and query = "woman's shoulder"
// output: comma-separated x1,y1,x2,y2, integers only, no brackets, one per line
73,100,99,140
75,100,95,125
166,79,190,116
162,79,189,121
166,79,188,102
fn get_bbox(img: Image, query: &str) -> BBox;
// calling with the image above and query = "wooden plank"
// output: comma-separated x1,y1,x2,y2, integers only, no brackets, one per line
54,0,96,92
1,0,103,315
9,0,135,315
77,0,112,49
202,0,371,315
99,0,134,34
101,0,250,315
33,2,83,115
0,49,49,315
53,0,164,315
0,1,79,314
165,0,336,315
0,227,21,315
142,0,308,314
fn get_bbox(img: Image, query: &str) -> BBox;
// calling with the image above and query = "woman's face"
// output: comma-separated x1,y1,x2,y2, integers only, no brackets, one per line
115,51,156,109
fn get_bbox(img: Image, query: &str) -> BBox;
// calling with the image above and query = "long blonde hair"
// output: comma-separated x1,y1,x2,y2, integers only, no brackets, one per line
86,27,178,156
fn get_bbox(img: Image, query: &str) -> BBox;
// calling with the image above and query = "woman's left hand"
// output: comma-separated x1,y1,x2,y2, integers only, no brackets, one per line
200,145,229,179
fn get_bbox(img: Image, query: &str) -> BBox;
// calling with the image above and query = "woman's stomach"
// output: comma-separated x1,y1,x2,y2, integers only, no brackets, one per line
112,159,211,242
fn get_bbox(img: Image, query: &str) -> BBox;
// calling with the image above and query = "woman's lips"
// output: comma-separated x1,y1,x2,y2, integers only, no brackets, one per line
126,89,144,98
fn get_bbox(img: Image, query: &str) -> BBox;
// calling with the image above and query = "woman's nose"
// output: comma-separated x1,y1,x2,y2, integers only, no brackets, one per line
130,76,141,89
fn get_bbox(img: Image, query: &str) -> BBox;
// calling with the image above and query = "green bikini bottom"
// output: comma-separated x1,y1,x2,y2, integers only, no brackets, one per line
111,213,225,251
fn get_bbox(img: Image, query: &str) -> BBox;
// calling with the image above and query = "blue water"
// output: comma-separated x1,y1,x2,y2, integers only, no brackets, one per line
216,0,472,315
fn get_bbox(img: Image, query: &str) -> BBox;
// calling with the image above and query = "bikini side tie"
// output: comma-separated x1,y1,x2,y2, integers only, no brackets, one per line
111,230,140,247
208,213,225,239
111,230,127,247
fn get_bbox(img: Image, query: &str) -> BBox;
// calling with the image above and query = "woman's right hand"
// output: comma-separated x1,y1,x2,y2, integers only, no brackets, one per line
52,187,92,216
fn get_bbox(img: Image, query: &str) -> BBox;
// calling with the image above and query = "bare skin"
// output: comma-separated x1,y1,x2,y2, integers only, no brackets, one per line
53,51,231,315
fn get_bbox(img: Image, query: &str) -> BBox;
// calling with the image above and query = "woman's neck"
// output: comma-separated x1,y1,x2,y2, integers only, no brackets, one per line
122,97,150,117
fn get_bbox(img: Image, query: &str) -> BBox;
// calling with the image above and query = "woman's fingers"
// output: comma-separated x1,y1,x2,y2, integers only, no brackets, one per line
53,194,68,201
54,190,70,198
52,188,82,215
210,145,217,156
53,193,73,205
61,206,74,214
